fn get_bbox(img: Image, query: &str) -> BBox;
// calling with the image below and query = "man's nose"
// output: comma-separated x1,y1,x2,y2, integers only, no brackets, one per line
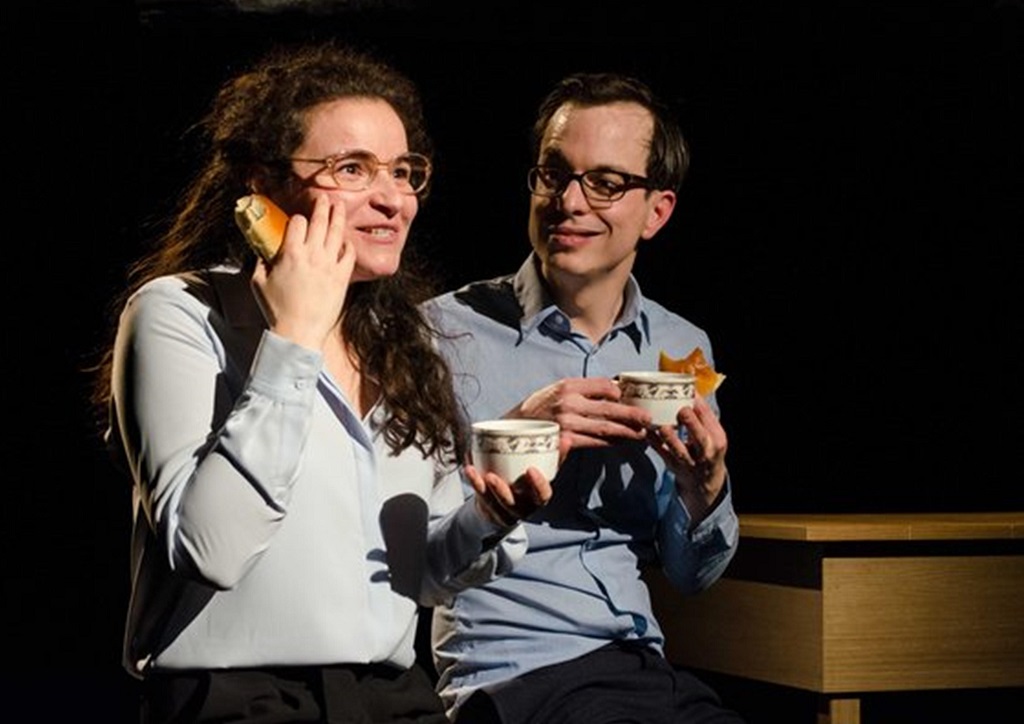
558,177,591,212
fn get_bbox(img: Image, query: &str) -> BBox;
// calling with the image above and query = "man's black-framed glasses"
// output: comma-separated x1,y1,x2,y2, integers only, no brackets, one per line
527,165,652,207
289,150,432,195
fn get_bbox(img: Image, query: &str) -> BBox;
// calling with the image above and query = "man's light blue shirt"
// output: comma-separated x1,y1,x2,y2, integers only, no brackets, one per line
423,254,740,714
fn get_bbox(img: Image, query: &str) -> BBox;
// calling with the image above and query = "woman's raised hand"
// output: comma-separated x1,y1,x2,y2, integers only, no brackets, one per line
251,194,357,351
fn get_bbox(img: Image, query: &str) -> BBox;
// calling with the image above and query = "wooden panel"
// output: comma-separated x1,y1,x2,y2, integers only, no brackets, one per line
651,575,824,691
817,698,861,724
739,512,1024,543
907,514,1024,540
821,555,1024,691
740,514,913,542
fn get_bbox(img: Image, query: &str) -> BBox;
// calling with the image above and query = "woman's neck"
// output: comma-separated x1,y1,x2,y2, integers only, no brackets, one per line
323,333,378,418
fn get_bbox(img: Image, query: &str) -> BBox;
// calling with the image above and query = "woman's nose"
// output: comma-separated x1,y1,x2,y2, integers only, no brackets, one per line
367,173,403,213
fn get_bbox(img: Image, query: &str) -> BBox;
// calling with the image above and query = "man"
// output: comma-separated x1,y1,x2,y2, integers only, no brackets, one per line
424,73,742,723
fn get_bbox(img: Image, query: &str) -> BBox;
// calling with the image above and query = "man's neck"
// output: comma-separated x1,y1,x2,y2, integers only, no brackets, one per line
546,265,632,345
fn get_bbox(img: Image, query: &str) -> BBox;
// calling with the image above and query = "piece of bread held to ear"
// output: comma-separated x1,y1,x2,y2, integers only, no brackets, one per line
234,194,289,262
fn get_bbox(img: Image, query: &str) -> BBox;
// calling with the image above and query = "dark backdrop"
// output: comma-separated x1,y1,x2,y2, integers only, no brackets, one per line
9,1,1022,721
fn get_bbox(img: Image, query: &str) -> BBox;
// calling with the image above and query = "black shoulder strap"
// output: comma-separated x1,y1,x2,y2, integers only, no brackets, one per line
452,276,524,331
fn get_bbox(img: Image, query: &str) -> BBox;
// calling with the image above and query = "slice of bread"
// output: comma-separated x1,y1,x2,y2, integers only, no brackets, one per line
234,194,289,262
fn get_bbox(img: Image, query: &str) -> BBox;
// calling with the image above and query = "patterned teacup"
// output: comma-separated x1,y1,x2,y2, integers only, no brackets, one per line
471,420,560,482
618,371,696,426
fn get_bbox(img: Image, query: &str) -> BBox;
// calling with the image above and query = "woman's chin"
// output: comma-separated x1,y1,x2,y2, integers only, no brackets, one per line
352,261,402,283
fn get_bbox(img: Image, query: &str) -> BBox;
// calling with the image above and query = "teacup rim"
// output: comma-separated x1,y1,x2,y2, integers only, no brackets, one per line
471,419,560,436
617,371,696,383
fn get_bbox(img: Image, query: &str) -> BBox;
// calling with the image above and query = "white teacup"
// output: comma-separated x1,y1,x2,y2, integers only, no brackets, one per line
471,420,560,482
618,371,697,426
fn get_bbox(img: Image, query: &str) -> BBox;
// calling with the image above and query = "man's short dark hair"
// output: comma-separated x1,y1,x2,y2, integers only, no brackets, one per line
532,73,690,192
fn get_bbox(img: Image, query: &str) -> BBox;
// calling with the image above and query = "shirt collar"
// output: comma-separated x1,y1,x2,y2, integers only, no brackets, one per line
511,253,650,350
512,254,561,338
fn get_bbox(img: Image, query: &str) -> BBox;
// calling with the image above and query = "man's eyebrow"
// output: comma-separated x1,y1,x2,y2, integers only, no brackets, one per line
537,152,630,174
537,149,569,166
585,163,631,174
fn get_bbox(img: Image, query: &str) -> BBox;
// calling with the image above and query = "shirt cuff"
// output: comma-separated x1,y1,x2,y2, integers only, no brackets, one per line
247,331,323,401
670,475,737,545
452,496,522,549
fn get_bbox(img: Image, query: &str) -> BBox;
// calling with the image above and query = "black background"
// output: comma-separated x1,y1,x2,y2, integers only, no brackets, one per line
9,1,1023,721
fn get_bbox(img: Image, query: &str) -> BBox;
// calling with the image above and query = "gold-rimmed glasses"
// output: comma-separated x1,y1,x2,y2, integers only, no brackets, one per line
289,150,432,194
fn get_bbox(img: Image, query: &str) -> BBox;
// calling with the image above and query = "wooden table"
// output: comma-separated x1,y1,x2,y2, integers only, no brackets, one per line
648,512,1024,724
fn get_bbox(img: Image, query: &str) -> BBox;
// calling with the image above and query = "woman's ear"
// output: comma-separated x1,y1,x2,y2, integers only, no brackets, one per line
246,167,294,214
247,166,272,195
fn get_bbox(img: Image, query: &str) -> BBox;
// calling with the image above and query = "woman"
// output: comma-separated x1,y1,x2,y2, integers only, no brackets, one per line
95,42,550,723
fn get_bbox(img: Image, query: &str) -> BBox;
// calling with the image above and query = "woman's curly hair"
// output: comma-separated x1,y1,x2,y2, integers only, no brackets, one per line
92,41,464,465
